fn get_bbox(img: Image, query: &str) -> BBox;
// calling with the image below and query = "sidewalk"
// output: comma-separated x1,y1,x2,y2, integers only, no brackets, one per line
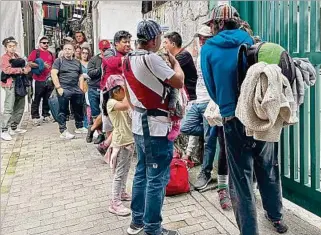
1,115,321,235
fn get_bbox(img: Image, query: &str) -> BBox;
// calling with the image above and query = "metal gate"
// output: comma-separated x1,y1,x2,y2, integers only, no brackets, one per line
231,1,321,217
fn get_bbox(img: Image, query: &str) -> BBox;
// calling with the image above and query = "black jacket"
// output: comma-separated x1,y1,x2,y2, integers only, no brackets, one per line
87,55,102,89
176,50,197,101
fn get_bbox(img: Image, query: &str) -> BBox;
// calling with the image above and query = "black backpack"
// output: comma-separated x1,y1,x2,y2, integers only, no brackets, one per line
237,42,296,97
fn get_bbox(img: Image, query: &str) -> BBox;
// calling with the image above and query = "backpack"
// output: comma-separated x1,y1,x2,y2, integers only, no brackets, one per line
123,51,188,116
165,151,190,196
237,42,296,97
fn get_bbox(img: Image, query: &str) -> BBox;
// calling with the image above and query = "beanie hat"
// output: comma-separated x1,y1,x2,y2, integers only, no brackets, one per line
203,4,240,26
137,19,162,42
106,75,125,92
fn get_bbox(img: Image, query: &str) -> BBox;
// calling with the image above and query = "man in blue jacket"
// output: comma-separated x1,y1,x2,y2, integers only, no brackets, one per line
201,4,288,235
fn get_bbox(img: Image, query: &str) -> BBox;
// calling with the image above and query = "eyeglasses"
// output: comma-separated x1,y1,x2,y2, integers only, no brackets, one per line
41,42,49,44
82,52,88,54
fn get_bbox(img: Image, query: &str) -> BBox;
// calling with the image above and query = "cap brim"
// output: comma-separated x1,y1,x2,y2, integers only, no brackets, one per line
202,18,212,26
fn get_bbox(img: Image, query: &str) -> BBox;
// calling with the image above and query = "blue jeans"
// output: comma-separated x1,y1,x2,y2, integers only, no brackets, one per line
87,87,100,118
223,117,283,235
180,102,217,176
131,134,173,235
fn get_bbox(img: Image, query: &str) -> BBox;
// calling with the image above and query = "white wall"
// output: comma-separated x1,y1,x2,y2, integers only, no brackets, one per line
0,1,28,113
93,1,142,54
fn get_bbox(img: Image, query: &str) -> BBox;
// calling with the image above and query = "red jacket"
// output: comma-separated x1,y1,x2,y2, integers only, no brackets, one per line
100,51,124,90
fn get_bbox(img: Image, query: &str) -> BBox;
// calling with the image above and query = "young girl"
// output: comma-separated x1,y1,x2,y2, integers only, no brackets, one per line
105,74,134,216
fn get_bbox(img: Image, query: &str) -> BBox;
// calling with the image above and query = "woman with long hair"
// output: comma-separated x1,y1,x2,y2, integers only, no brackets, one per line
80,47,92,128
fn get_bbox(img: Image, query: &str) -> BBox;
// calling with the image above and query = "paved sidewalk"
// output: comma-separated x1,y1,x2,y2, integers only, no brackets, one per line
1,115,321,235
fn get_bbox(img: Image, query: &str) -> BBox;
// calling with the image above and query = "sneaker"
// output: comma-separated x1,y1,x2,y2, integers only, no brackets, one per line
43,116,53,123
60,130,75,140
160,228,179,235
94,134,105,144
97,143,108,156
127,223,144,235
33,119,41,126
9,128,27,135
194,171,212,190
75,127,87,134
86,127,94,143
218,188,232,210
121,192,132,201
1,131,12,141
265,214,288,234
108,201,131,216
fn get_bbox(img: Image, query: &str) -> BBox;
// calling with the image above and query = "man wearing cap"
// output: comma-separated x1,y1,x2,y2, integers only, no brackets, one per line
123,19,184,235
86,39,111,143
180,25,232,210
201,4,288,234
28,36,55,126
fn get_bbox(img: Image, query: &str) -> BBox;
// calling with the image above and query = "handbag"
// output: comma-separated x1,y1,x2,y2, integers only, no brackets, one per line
204,100,223,127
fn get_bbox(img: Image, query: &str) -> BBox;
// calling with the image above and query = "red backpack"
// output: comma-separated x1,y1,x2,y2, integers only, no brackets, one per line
166,151,190,196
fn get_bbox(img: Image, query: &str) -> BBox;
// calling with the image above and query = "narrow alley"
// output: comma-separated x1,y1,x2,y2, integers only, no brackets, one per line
1,115,321,235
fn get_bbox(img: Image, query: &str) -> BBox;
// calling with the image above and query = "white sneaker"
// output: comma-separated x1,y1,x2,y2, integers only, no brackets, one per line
75,127,87,134
16,128,27,134
9,128,27,135
1,131,12,141
33,119,41,126
60,130,75,140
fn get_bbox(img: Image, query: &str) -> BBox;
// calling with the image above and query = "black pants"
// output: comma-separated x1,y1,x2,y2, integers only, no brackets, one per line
223,117,282,234
217,126,228,176
31,80,53,119
57,92,84,133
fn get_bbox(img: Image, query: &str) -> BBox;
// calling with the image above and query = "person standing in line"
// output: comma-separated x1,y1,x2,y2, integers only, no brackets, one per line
51,43,86,139
180,25,232,210
86,39,111,143
201,4,288,234
105,75,134,216
28,36,55,126
80,47,92,128
124,19,184,235
1,37,30,141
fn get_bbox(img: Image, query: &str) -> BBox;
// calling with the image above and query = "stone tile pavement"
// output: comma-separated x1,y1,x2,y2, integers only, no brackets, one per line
1,115,321,235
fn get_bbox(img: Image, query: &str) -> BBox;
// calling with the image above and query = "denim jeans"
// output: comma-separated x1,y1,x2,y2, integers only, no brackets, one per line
180,102,217,176
87,87,101,118
131,134,173,235
223,117,283,235
57,92,84,133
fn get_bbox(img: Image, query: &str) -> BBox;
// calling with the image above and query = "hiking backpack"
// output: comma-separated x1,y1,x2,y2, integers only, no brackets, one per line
237,42,296,96
165,151,190,196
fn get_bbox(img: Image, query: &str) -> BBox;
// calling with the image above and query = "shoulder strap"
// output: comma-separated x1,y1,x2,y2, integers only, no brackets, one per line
36,49,40,59
236,44,249,99
141,54,168,87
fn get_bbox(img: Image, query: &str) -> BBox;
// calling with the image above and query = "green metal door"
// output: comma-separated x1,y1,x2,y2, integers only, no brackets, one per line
231,1,321,217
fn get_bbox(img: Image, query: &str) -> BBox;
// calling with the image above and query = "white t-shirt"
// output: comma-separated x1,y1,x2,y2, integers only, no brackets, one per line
196,53,210,103
126,50,176,137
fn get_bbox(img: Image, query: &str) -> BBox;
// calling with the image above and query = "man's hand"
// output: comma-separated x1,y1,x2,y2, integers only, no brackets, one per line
57,87,64,96
44,62,50,69
166,50,178,67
